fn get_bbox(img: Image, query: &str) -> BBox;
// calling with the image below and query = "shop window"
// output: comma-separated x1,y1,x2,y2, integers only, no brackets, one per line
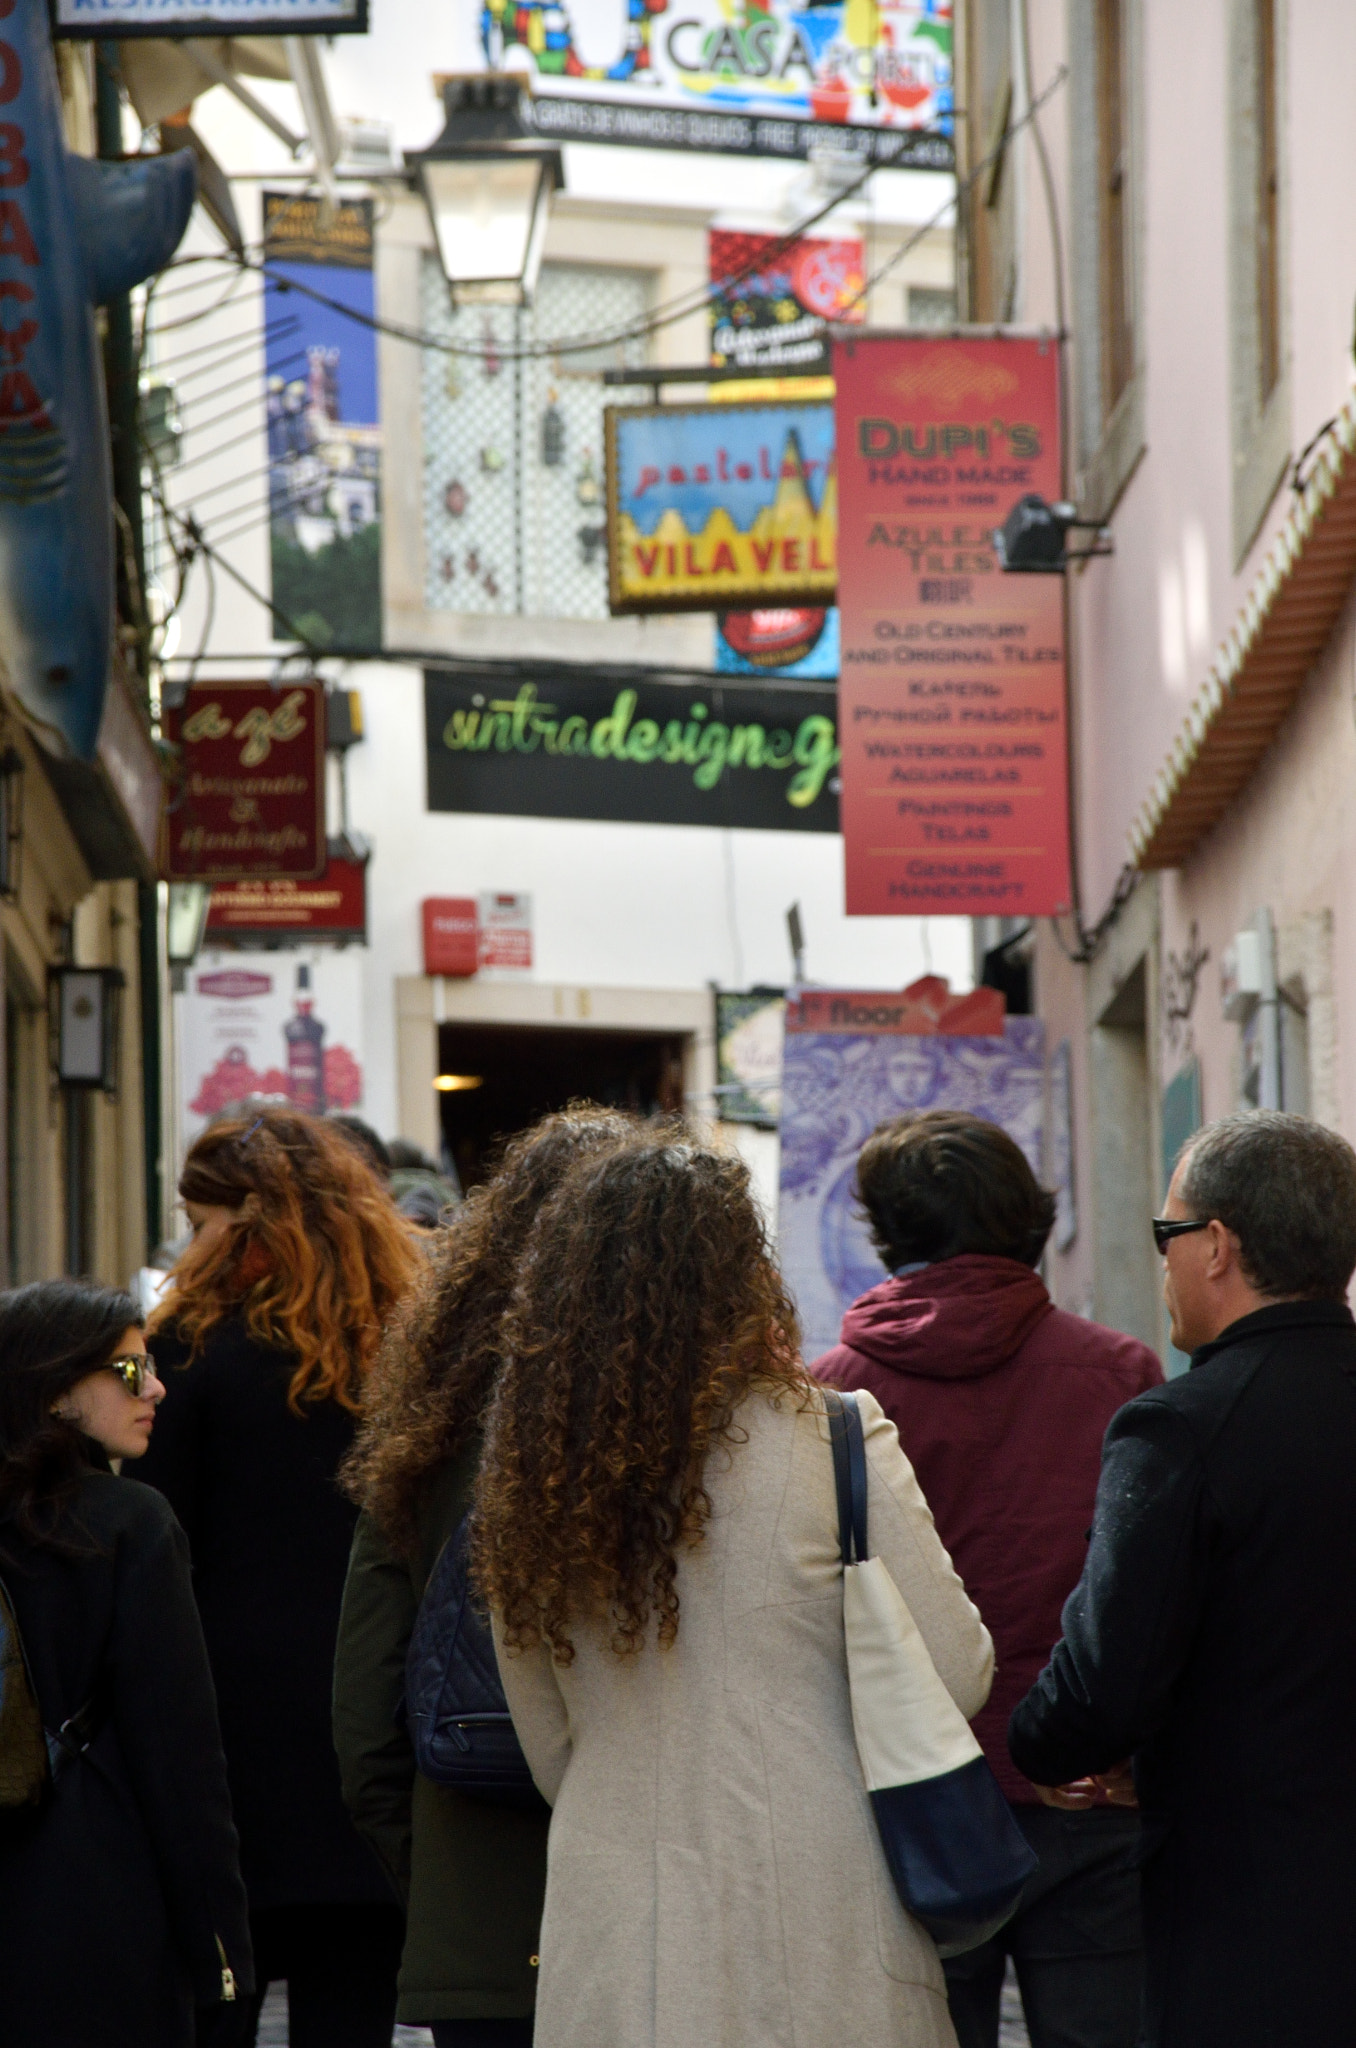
1227,0,1289,562
1279,977,1309,1115
1069,0,1144,519
908,286,959,329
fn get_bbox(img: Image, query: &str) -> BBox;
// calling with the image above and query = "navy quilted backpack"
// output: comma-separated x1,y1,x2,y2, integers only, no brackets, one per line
404,1513,544,1807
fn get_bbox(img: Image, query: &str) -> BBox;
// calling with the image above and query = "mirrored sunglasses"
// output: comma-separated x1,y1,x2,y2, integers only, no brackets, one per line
105,1354,156,1398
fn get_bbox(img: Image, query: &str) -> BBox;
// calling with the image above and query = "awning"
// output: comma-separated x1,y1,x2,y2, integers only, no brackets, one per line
1129,394,1356,870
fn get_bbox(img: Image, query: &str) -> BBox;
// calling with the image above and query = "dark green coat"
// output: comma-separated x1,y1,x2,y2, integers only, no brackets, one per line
333,1444,547,2026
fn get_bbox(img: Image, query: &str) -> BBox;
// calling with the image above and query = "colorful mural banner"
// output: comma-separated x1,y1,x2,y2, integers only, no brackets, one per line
779,992,1043,1355
833,334,1073,917
709,229,864,379
55,0,365,33
264,193,381,651
606,400,836,612
482,1,954,159
715,605,839,677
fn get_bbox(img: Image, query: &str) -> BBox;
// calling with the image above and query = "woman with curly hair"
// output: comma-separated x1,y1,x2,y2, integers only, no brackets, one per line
478,1134,995,2048
134,1108,422,2048
333,1105,636,2048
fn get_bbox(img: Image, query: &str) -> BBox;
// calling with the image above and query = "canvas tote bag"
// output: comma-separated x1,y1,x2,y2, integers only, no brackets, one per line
825,1388,1037,1956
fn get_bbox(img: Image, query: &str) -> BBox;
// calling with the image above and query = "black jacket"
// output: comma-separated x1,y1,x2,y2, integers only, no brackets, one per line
333,1444,548,2026
1009,1301,1356,2048
0,1467,252,2047
137,1320,391,1910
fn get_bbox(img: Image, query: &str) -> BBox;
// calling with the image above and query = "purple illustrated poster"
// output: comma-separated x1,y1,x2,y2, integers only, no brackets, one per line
779,1008,1044,1358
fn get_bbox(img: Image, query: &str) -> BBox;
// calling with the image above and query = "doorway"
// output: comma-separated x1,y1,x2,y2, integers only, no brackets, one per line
436,1020,686,1189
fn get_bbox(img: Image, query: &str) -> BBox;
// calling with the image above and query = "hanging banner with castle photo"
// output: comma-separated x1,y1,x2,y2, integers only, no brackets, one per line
605,400,836,612
263,193,382,651
481,0,954,167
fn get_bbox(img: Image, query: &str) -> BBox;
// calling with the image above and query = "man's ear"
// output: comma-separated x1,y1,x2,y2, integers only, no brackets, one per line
1203,1218,1236,1280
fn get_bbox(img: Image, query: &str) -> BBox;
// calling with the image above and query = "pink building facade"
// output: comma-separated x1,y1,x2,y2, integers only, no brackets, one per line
959,0,1356,1359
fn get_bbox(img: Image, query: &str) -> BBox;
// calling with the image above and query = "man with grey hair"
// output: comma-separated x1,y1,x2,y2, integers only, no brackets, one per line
1010,1110,1356,2048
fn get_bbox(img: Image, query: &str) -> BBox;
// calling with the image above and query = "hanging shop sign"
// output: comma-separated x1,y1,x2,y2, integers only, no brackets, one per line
425,665,839,833
484,1,953,167
0,6,193,761
161,680,326,882
833,334,1073,917
606,401,836,614
53,0,366,36
709,231,864,381
264,193,382,653
204,843,367,944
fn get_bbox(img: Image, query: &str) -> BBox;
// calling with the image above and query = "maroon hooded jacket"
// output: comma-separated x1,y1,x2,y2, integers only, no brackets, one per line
811,1255,1162,1803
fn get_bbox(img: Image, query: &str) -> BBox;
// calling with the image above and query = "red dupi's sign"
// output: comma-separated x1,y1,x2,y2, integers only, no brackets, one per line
161,680,326,881
833,335,1073,917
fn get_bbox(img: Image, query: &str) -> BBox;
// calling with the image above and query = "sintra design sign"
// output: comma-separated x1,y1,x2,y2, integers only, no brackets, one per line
425,668,841,834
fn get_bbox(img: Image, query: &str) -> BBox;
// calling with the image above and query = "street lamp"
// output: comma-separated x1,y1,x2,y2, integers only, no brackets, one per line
992,493,1113,572
410,75,564,307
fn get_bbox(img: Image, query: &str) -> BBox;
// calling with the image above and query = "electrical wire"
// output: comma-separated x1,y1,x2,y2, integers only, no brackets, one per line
150,477,315,650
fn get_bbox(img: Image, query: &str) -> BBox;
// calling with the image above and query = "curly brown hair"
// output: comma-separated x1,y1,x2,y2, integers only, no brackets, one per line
150,1108,422,1413
472,1134,805,1663
342,1105,641,1556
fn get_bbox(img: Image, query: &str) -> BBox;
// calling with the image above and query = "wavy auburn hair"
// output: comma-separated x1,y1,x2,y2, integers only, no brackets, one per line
473,1135,805,1663
344,1104,640,1558
150,1108,422,1413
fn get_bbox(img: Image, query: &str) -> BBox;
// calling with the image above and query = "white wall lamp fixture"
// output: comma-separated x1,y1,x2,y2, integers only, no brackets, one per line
50,967,125,1094
408,75,563,307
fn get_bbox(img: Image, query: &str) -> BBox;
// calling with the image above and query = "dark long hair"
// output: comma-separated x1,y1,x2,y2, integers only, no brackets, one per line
343,1105,639,1559
0,1280,143,1551
472,1135,805,1663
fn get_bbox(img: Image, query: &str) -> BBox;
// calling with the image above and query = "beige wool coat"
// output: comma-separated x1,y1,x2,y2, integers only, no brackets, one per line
495,1384,994,2048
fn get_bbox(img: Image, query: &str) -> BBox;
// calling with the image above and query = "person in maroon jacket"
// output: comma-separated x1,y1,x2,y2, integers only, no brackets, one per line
812,1108,1162,2048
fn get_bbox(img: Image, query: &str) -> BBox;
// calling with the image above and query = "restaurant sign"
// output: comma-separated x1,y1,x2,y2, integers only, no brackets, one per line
54,0,366,36
425,665,839,832
161,680,326,882
606,400,836,613
833,334,1073,917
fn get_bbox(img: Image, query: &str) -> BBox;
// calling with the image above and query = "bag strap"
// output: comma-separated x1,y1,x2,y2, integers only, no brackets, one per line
824,1388,869,1564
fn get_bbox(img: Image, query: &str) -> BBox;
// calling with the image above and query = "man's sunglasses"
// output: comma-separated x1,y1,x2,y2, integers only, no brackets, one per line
105,1354,157,1398
1151,1218,1210,1256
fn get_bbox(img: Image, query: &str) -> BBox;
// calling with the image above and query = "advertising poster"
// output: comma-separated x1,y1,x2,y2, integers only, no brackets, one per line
778,984,1043,1355
56,0,365,32
716,606,839,678
161,680,326,881
833,334,1073,917
177,948,366,1158
709,229,864,380
425,666,840,831
264,194,381,651
606,401,836,612
716,990,785,1125
483,1,954,166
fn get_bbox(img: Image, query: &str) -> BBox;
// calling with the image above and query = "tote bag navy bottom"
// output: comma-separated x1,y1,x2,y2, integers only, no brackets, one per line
870,1756,1038,1957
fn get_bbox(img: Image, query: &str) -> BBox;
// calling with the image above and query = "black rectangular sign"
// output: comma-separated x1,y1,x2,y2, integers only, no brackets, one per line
425,665,839,833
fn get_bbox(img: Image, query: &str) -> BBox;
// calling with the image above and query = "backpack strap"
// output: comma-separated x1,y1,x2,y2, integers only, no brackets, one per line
824,1388,869,1565
46,1694,101,1779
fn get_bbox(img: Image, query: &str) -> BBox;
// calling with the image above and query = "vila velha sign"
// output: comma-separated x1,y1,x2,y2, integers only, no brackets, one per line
425,665,840,833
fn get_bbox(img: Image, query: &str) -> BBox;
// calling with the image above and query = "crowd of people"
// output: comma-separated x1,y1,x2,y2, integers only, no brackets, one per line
2,1097,1356,2048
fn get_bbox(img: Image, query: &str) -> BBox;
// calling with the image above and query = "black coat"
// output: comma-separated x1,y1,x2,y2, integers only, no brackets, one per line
333,1444,548,2027
137,1320,391,1910
0,1466,252,2048
1009,1301,1356,2048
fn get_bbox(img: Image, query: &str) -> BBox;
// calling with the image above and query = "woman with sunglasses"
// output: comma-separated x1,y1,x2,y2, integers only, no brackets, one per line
0,1279,251,2048
136,1109,422,2048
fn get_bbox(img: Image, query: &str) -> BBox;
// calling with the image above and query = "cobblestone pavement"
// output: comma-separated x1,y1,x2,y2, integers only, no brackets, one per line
255,1973,1029,2045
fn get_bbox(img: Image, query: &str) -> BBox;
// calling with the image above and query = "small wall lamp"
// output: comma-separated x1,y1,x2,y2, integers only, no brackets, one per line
993,493,1113,572
50,966,126,1093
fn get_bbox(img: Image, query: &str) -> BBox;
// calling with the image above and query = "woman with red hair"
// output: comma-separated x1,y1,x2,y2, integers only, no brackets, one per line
136,1108,422,2048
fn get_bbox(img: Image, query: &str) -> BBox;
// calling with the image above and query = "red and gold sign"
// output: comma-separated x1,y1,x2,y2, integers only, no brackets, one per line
206,848,367,943
833,336,1073,917
161,680,326,881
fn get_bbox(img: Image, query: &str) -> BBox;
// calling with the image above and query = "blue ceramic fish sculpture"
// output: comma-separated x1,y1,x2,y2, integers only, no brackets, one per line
0,3,195,759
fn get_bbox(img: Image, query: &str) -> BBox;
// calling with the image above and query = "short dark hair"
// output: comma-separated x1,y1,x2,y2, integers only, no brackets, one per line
856,1110,1055,1271
1177,1110,1356,1299
326,1113,391,1177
